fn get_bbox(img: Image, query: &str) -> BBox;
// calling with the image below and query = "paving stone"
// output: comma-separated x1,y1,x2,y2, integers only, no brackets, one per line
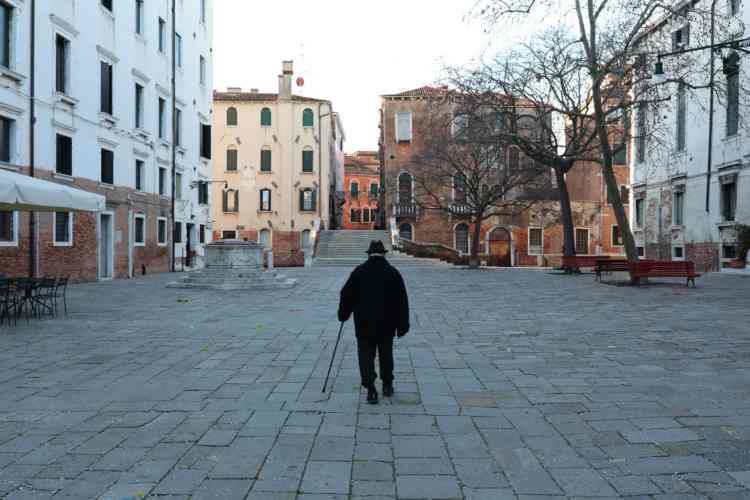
300,461,352,494
393,436,447,458
189,479,253,499
452,458,508,488
153,469,206,495
395,457,454,475
352,460,393,481
99,482,156,500
396,475,462,499
623,429,702,444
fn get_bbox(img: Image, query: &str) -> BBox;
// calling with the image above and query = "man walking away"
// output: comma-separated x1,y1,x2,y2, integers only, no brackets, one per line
338,240,410,404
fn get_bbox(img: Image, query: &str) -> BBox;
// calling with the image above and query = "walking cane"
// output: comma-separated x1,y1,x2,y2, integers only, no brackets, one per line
322,321,345,393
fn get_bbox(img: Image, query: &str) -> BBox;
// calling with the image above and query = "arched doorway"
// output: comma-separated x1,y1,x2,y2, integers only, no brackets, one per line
399,223,413,242
455,223,469,254
488,227,512,267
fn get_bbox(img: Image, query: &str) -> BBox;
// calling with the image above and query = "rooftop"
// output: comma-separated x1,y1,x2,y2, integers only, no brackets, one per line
214,90,330,103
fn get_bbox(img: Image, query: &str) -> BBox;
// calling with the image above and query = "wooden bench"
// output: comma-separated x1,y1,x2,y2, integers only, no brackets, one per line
561,255,610,273
629,260,701,287
594,259,630,281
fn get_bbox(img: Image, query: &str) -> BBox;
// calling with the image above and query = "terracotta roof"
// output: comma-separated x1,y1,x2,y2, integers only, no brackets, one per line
381,86,449,98
345,162,379,176
214,91,329,103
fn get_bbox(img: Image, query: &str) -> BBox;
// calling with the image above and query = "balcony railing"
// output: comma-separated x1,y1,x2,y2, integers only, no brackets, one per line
392,203,419,218
449,203,472,216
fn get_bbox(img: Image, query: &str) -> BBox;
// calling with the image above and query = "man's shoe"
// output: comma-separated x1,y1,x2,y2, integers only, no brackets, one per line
366,386,379,404
383,383,394,397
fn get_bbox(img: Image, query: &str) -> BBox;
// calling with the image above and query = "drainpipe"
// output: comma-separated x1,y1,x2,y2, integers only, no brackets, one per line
170,0,176,272
318,103,331,224
28,0,36,278
705,0,717,213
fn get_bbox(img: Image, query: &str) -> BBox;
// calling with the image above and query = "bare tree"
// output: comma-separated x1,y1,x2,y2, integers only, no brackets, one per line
410,93,550,268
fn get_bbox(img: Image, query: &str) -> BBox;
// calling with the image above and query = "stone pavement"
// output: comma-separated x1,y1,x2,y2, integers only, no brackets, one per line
0,265,749,499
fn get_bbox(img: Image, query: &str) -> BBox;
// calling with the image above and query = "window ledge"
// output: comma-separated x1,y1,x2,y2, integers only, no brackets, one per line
301,171,315,175
159,139,171,148
134,128,150,140
723,134,740,143
257,210,273,214
0,66,26,84
99,182,115,190
258,170,274,174
225,169,239,173
176,146,187,156
159,195,171,201
671,224,684,231
53,173,75,182
0,162,20,172
134,243,146,248
135,34,147,45
157,242,168,247
55,93,79,107
717,221,736,229
99,113,118,126
134,190,150,198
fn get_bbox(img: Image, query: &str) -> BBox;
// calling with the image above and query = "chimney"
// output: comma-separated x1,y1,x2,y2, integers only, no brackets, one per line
227,87,242,92
278,60,293,100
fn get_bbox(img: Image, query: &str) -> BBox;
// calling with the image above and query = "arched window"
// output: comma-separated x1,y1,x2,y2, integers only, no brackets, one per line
226,147,238,171
300,229,311,249
260,147,272,172
302,147,314,173
398,172,412,204
260,107,272,127
258,228,271,248
222,189,239,213
508,147,519,170
369,182,379,198
302,108,314,127
350,181,359,197
259,188,271,212
399,223,413,241
363,208,371,223
299,188,316,212
455,223,469,254
226,107,238,126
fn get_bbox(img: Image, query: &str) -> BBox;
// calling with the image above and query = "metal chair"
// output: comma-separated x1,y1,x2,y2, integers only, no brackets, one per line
0,280,18,327
33,278,57,318
52,277,70,316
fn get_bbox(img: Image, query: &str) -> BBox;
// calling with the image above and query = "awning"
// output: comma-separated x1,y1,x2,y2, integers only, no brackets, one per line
0,169,106,212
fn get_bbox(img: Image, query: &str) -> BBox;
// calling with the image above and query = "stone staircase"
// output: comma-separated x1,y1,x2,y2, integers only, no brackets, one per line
315,230,447,268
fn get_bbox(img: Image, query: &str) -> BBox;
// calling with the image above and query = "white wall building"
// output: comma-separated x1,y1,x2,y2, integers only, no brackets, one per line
0,0,213,280
631,0,749,272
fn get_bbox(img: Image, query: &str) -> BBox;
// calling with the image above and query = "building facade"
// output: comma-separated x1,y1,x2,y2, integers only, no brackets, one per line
212,62,342,266
631,0,749,271
343,151,380,230
0,0,213,280
379,86,630,266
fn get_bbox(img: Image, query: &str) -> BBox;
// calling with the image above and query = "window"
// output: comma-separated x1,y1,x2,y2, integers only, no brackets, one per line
636,103,646,163
222,189,239,213
174,222,182,243
301,230,311,249
398,172,412,204
508,147,519,170
158,97,166,139
54,212,73,246
370,183,379,198
175,172,182,199
363,208,371,223
261,107,272,127
730,0,741,15
302,108,314,127
0,211,16,246
174,108,182,146
198,181,209,205
529,227,543,255
395,112,412,143
199,224,206,244
135,83,144,129
200,123,211,159
134,215,145,246
725,52,740,137
200,56,206,85
575,228,589,255
676,83,686,151
259,229,271,248
302,148,314,173
721,179,737,222
158,167,166,195
453,174,466,203
222,230,237,240
456,223,470,254
226,148,238,171
135,0,144,34
100,62,113,115
399,223,413,241
350,181,359,198
620,185,630,205
157,218,167,245
672,24,690,50
100,148,114,185
135,159,145,191
723,244,737,259
635,198,645,226
673,190,684,226
175,33,182,68
227,107,238,126
637,246,645,257
55,35,70,94
350,209,360,223
612,226,623,247
158,18,166,53
200,0,207,23
0,116,11,163
613,143,627,165
260,148,272,172
673,246,685,260
1,2,11,68
452,114,469,140
101,0,113,11
300,189,316,212
259,188,272,212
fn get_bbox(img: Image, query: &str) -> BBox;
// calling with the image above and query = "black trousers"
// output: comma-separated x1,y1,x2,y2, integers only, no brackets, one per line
357,336,394,388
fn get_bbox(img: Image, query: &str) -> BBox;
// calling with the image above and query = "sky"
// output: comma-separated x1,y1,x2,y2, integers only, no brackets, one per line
213,0,494,152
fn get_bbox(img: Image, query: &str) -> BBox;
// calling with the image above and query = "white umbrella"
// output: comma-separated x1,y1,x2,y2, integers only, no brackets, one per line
0,169,105,212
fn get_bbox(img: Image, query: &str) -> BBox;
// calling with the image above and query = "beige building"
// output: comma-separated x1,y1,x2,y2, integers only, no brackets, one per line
212,61,342,266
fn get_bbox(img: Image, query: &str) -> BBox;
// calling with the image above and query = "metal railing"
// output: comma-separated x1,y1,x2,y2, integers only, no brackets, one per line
392,203,418,218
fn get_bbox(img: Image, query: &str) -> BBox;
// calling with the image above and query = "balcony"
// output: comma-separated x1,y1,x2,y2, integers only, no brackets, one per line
449,203,472,216
392,203,419,219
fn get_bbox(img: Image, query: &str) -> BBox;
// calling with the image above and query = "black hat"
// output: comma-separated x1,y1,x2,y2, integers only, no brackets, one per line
366,240,389,255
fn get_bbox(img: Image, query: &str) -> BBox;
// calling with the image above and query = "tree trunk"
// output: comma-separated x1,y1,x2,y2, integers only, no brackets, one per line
469,215,483,269
555,168,576,260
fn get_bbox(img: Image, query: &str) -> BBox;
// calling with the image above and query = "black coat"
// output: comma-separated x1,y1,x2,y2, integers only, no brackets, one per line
338,256,410,339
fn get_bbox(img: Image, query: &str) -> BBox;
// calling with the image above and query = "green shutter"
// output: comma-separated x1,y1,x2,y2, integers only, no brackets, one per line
302,150,313,172
311,190,317,211
261,150,271,171
261,108,272,126
303,108,314,127
299,190,305,211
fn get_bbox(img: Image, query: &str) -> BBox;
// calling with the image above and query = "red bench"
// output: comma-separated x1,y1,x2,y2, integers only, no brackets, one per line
595,259,630,281
562,255,610,273
629,260,701,287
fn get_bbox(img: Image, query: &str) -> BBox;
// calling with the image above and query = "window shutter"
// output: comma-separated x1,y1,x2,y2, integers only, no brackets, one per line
299,190,304,211
222,190,228,212
311,190,317,211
